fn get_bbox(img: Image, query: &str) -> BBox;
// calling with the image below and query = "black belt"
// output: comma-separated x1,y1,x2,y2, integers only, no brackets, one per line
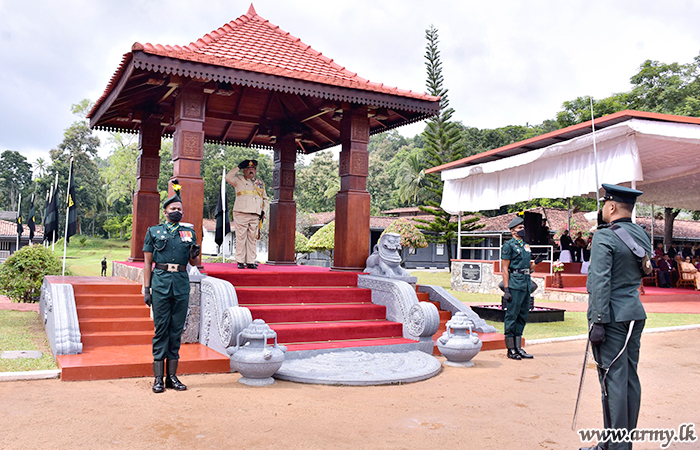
154,263,187,272
509,268,530,274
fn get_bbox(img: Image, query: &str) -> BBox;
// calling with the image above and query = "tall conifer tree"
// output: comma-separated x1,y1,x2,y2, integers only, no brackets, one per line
415,25,482,265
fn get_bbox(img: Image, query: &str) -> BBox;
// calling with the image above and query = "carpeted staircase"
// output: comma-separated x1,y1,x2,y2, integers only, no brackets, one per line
54,277,229,381
206,264,416,352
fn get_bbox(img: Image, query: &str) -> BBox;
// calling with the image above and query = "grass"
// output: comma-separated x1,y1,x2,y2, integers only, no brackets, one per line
51,235,131,276
0,310,58,372
410,270,700,340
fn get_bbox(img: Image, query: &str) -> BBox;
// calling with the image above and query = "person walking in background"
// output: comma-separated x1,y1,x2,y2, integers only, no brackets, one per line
101,257,107,276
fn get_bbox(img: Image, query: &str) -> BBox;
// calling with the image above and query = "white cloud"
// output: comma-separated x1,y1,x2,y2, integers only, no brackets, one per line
1,0,699,164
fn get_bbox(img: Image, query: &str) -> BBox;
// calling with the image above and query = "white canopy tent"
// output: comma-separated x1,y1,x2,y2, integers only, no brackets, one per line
439,117,700,214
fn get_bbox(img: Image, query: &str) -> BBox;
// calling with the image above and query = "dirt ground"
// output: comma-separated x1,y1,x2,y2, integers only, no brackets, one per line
1,329,698,450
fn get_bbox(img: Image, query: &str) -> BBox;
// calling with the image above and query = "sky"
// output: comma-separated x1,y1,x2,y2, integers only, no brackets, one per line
2,0,700,166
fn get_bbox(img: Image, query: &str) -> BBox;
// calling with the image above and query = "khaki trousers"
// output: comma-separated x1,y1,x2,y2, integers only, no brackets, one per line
234,211,259,264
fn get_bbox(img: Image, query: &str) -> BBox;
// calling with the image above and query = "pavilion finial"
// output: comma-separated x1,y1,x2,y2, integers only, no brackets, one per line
247,3,257,16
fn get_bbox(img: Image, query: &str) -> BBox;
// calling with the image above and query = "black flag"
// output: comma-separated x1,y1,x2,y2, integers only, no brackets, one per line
215,167,230,249
66,159,77,243
16,196,23,236
45,184,59,243
28,194,36,241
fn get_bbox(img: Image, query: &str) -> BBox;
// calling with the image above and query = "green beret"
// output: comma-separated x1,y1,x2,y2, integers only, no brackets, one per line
163,194,182,209
163,179,183,209
600,183,643,205
508,216,524,229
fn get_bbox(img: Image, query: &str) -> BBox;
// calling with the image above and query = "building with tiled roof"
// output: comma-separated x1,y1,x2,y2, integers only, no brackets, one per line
0,219,44,262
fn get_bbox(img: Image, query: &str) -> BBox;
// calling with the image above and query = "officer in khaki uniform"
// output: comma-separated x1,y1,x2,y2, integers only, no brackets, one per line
143,184,200,393
225,159,269,269
501,215,537,360
581,184,650,450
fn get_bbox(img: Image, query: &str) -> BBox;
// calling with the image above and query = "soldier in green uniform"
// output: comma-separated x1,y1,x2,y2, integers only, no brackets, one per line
581,184,650,450
143,182,200,393
501,215,537,360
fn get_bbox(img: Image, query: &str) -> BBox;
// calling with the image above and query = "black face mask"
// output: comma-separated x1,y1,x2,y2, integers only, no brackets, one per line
167,211,183,223
516,229,526,238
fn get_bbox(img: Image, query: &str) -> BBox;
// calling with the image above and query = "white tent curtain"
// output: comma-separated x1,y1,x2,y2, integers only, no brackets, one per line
440,118,700,213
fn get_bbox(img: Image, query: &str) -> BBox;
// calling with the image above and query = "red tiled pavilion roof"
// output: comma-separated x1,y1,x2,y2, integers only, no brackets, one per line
90,4,438,123
135,5,434,102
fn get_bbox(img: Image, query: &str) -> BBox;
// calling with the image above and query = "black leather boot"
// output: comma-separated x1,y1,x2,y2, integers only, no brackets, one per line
152,360,165,393
515,336,534,359
165,359,187,391
246,263,258,269
505,337,521,360
237,262,246,269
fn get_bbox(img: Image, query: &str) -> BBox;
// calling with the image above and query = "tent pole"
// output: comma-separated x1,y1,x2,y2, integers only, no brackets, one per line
590,97,601,211
650,204,655,250
458,211,462,260
631,180,637,223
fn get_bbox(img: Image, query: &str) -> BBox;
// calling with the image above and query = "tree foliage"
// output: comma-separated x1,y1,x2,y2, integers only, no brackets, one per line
422,25,462,201
0,245,65,302
0,150,33,211
295,152,338,213
307,221,335,259
413,207,483,263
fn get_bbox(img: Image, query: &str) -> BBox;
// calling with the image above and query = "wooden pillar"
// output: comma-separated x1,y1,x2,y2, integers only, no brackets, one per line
171,82,205,258
128,115,161,262
333,106,370,271
267,133,297,265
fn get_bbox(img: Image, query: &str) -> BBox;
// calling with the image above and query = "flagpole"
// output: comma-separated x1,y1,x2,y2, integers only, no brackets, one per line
44,189,49,247
52,173,59,252
62,158,74,276
590,97,600,211
221,166,227,264
16,192,21,253
29,193,34,246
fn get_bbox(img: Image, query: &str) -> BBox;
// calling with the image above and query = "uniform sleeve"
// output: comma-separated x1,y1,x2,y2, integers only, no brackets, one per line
587,231,613,324
261,180,269,211
143,227,154,253
501,241,513,260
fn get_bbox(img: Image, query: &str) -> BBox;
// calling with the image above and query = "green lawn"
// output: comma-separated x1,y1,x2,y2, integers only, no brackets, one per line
0,310,58,372
51,236,131,276
410,270,700,340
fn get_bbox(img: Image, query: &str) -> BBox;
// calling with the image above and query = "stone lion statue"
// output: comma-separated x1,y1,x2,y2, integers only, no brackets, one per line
364,233,411,278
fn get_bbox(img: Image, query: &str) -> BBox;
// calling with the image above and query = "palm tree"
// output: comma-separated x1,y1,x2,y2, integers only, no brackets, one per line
396,153,425,205
33,157,47,178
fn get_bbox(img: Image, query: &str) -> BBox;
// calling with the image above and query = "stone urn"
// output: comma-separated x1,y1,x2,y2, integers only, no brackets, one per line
229,319,286,386
437,312,482,367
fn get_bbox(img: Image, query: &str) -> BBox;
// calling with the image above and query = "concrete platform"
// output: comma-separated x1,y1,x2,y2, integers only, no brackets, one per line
274,350,441,385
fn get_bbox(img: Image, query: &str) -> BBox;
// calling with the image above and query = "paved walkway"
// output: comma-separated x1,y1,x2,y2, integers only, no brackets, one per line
0,295,39,313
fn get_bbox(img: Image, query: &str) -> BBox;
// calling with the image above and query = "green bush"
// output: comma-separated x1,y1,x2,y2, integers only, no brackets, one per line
0,245,65,303
308,221,335,259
